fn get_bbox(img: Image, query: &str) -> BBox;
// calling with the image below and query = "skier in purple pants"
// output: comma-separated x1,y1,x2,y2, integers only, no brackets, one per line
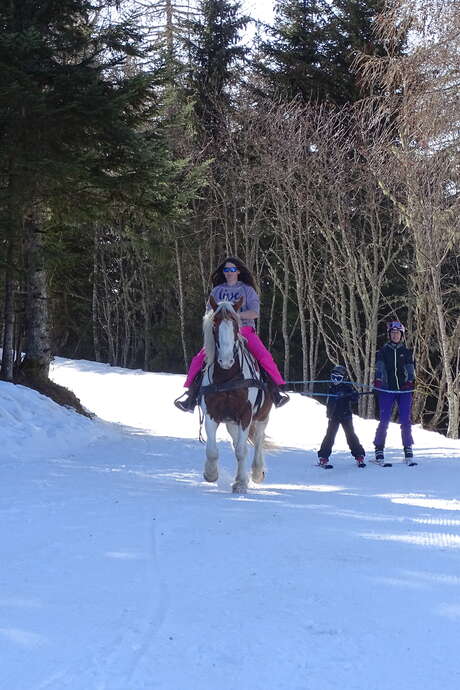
373,321,415,464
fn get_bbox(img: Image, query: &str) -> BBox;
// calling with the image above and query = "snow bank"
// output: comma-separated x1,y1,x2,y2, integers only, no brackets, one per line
0,380,112,461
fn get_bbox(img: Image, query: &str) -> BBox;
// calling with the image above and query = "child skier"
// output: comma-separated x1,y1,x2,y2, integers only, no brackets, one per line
373,321,416,466
317,365,366,469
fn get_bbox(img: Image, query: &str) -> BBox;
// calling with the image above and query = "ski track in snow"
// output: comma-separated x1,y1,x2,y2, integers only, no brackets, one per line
1,357,460,690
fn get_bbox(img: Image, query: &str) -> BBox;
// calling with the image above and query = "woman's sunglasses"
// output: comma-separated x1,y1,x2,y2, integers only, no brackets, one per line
223,267,238,273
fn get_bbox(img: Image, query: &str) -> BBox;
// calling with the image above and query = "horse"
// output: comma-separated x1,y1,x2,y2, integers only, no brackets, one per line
199,296,273,494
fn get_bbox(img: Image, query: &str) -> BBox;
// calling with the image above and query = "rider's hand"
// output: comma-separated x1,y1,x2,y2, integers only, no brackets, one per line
373,379,383,389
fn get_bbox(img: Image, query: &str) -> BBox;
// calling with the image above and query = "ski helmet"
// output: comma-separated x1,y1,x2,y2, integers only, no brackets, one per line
387,320,405,334
330,365,347,384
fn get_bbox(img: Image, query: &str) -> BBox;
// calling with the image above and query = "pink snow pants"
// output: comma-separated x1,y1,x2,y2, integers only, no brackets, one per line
184,326,285,387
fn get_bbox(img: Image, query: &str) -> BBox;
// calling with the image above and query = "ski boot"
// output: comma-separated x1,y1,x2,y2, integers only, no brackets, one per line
373,448,392,467
318,457,333,469
270,383,290,408
174,374,202,413
356,456,366,468
403,446,417,466
174,391,196,412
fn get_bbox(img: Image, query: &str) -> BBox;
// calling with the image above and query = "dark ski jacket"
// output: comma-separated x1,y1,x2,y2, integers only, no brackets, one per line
375,342,415,391
326,382,359,421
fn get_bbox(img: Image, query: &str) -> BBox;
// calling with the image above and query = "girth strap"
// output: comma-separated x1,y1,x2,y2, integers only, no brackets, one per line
200,378,266,395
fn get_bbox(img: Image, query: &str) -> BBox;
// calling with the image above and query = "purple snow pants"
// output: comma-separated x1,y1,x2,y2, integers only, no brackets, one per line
374,391,414,449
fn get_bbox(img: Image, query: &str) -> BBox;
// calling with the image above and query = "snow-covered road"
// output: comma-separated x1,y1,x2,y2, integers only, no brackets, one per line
1,358,460,690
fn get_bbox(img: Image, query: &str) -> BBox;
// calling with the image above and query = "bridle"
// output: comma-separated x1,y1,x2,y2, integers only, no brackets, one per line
212,311,241,366
201,311,265,395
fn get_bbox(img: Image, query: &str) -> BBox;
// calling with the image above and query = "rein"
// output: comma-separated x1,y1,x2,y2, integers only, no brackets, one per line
200,337,265,396
200,378,266,394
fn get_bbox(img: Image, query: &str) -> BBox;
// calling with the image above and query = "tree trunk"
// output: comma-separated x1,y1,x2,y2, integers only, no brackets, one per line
19,208,51,382
175,237,188,369
1,239,16,381
431,265,459,439
92,226,102,362
2,166,20,381
281,242,290,382
446,391,459,439
268,282,276,350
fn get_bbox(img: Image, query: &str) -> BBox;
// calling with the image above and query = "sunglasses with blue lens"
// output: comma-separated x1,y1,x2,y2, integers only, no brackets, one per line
223,267,238,273
330,374,344,382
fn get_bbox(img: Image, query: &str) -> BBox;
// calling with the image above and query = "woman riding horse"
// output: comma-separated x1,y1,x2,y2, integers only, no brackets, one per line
174,257,290,411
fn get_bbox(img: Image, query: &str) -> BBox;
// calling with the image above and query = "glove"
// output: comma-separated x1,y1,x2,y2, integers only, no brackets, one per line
402,381,414,391
373,379,383,389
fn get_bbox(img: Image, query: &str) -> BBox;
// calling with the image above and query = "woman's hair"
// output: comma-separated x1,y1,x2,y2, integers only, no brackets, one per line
211,256,258,290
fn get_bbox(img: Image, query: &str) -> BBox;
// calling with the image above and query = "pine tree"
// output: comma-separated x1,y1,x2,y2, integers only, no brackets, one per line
325,0,397,103
181,0,249,138
258,0,402,105
0,0,179,388
258,0,334,103
172,0,250,306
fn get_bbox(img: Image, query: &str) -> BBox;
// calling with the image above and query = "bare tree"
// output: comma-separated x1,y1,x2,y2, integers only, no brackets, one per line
252,100,406,411
357,0,460,436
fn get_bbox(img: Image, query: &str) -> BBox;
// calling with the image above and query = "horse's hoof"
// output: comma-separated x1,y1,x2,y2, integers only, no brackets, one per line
252,470,265,483
232,482,248,494
203,471,218,483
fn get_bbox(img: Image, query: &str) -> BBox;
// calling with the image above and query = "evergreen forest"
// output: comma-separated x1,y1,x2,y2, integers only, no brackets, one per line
0,0,459,437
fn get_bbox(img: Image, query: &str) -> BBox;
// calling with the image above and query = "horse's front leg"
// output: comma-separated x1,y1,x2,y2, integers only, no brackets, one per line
251,418,268,483
227,422,250,494
204,415,219,482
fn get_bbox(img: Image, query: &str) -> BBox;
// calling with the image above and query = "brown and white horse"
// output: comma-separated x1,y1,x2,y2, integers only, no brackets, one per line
200,296,272,493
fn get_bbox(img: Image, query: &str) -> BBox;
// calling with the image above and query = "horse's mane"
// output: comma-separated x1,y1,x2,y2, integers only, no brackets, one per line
203,301,242,364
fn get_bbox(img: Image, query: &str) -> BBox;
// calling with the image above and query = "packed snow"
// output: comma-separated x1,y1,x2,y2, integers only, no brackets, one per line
1,356,460,690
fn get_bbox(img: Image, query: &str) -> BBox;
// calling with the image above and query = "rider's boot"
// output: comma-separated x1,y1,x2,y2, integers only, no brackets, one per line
174,373,202,412
268,381,290,408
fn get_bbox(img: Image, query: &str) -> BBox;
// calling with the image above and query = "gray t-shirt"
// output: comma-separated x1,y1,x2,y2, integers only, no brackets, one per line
208,281,260,328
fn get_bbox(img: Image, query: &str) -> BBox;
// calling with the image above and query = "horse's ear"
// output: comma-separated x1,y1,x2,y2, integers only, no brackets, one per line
209,295,218,311
233,296,243,312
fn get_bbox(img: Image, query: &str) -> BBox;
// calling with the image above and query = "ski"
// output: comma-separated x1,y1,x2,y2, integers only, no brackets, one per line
317,462,368,469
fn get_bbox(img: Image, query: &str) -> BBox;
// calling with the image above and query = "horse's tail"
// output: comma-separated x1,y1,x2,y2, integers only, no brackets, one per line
248,422,279,450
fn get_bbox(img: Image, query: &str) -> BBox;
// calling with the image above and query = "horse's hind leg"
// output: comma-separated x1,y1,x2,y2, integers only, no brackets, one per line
227,423,250,494
251,419,268,483
204,417,219,482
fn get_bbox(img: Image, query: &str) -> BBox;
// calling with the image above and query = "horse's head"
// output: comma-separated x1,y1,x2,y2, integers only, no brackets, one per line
203,296,243,369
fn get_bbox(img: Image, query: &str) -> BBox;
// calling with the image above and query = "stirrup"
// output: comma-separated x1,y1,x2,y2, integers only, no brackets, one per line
174,393,195,413
273,391,290,408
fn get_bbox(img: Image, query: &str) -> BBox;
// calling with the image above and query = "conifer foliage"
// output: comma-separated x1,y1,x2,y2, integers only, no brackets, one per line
182,0,249,137
259,0,333,103
0,0,178,387
259,0,390,104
